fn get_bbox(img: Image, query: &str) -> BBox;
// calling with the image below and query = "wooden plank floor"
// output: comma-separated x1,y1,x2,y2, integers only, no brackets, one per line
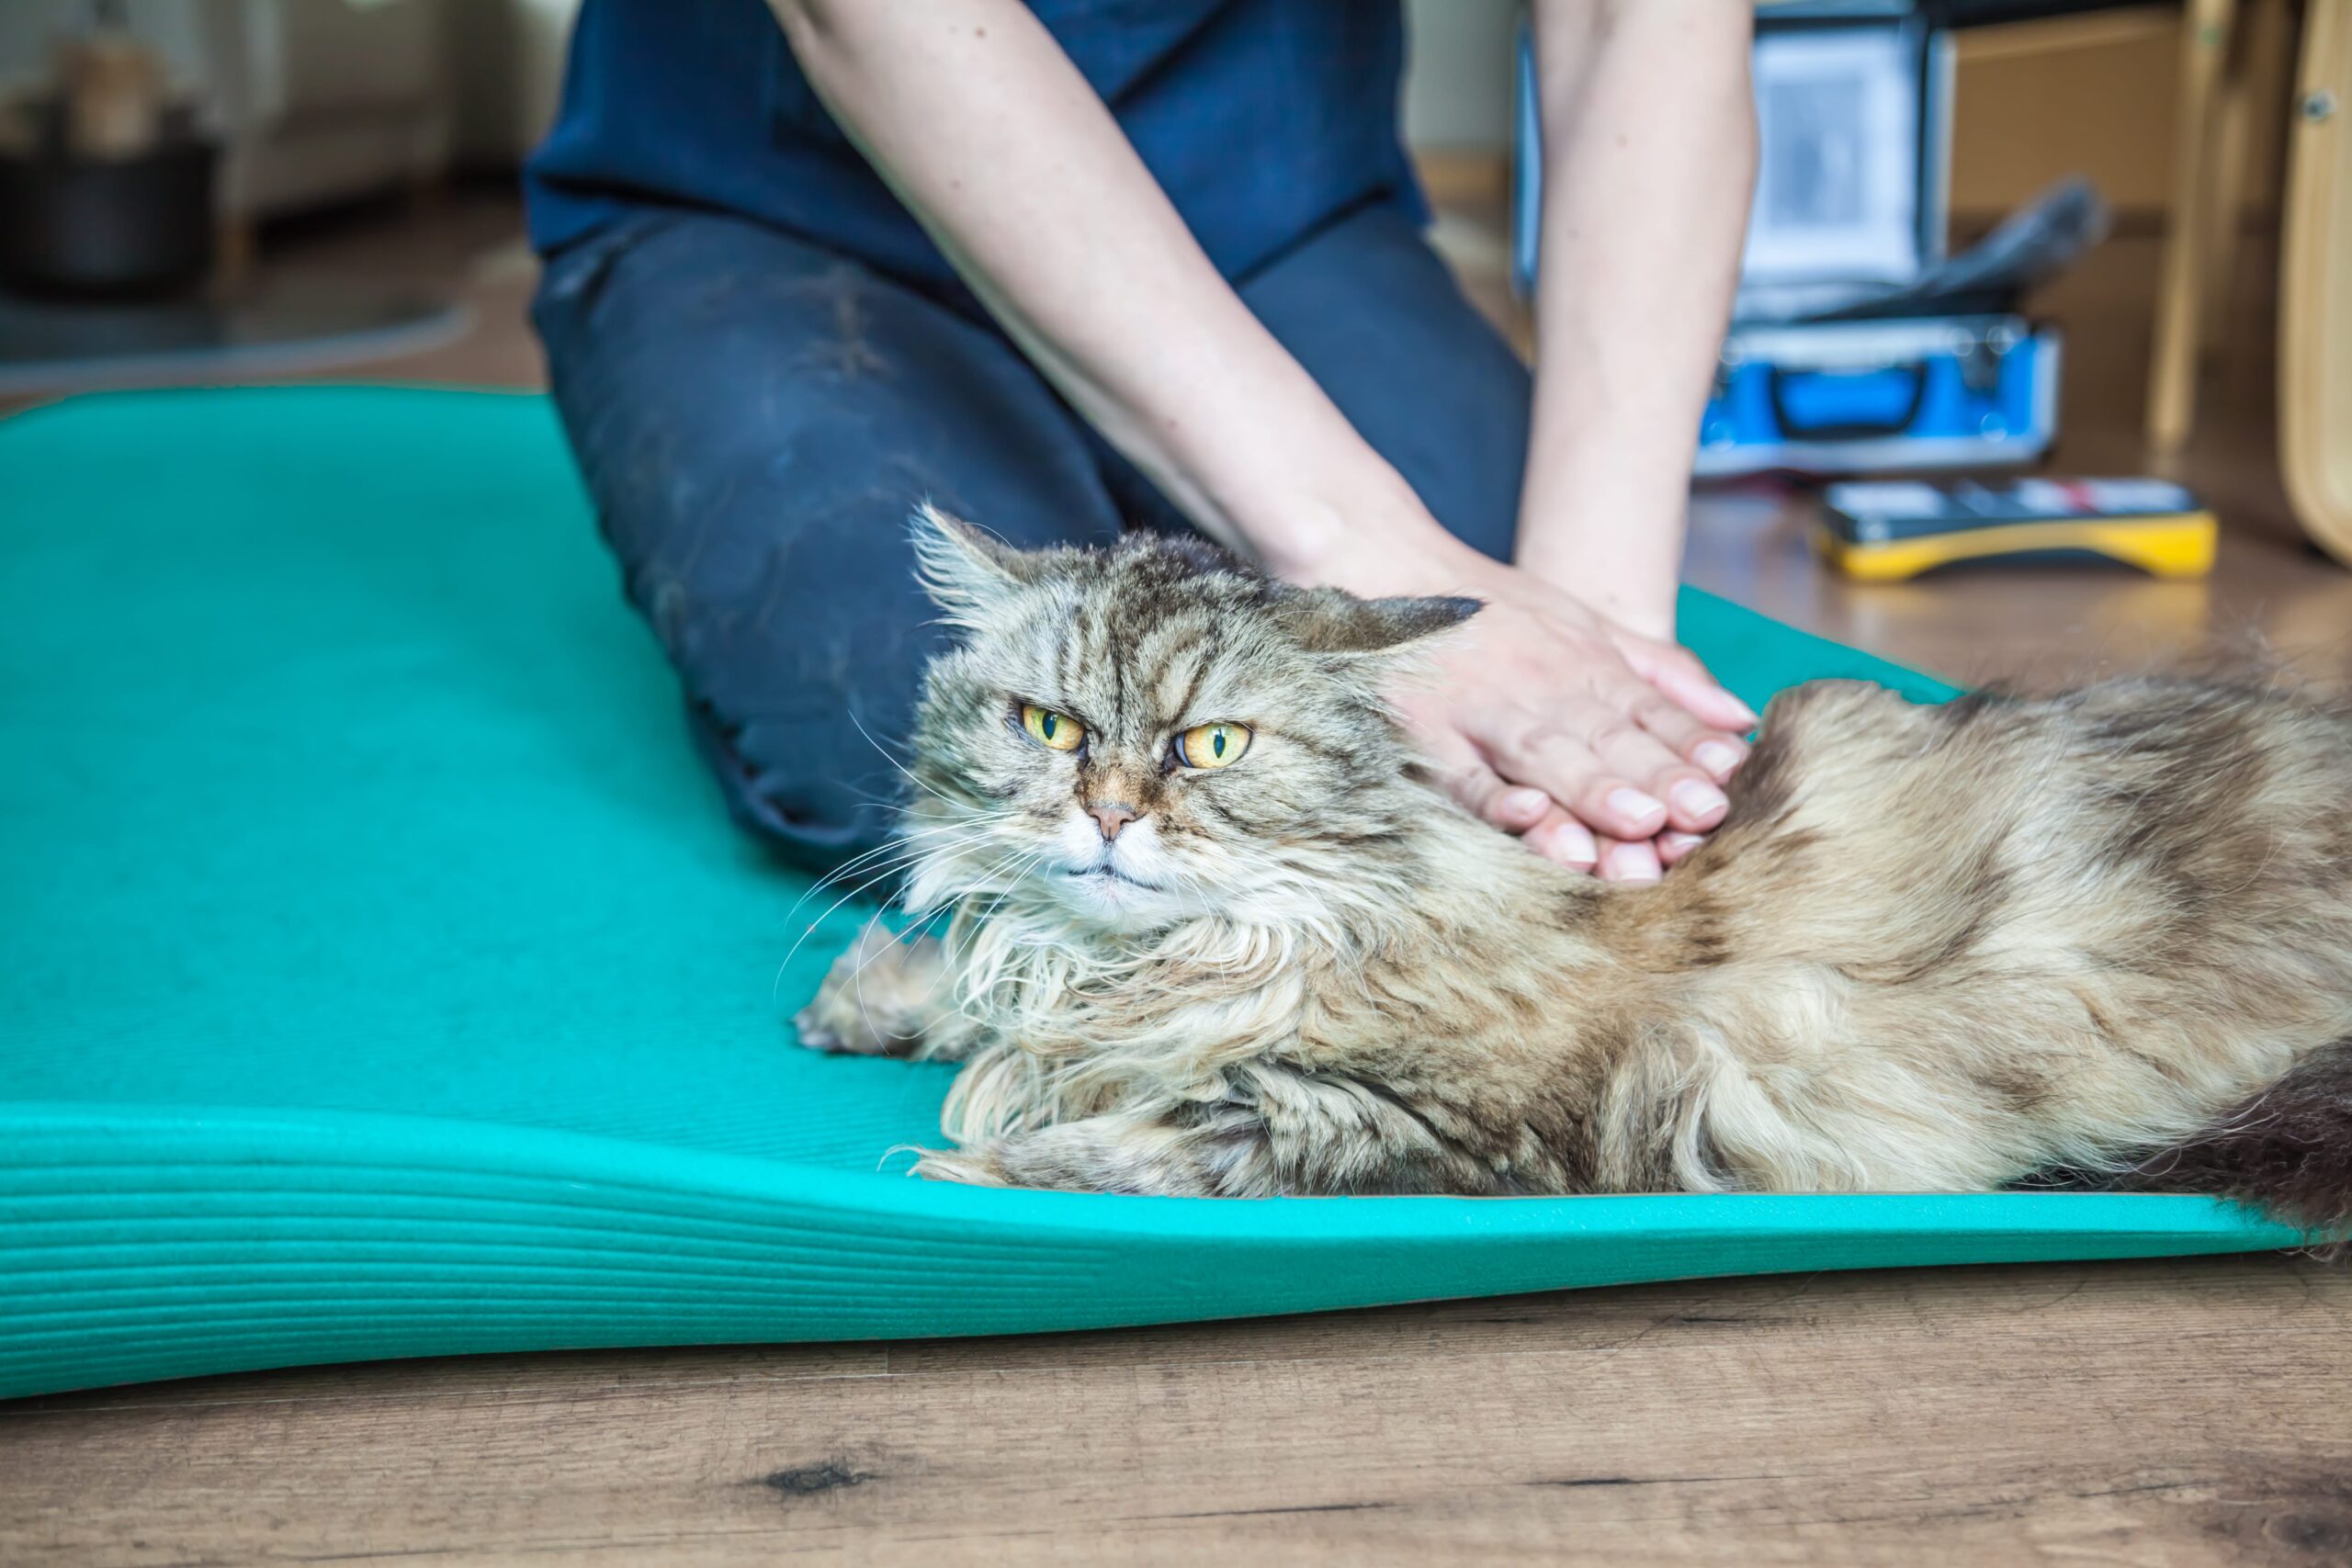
6,1258,2350,1564
6,186,2352,1563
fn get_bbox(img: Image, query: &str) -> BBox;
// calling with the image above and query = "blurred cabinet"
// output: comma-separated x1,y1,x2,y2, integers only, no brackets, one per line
0,0,451,221
196,0,452,220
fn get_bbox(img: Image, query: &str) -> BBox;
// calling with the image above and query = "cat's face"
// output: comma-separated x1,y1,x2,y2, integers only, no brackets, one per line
899,509,1476,933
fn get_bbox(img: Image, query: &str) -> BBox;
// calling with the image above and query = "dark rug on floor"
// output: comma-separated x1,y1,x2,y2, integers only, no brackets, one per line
0,277,466,393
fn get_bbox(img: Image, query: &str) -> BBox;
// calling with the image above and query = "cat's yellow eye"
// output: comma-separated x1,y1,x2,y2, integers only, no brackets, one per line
1021,704,1084,752
1177,722,1250,770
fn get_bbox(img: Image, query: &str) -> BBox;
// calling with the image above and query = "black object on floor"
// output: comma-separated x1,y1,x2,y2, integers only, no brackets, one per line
0,138,218,298
0,91,220,299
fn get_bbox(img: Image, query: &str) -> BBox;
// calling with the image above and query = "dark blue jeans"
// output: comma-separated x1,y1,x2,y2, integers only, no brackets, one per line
532,203,1532,873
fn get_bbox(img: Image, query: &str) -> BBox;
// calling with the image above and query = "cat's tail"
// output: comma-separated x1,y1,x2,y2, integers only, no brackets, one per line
2097,1040,2352,1241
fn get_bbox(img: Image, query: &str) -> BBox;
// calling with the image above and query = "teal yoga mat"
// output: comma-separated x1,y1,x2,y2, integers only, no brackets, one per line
0,388,2298,1401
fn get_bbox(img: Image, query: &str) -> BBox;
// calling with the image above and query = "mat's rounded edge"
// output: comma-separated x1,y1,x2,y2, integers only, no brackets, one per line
0,1102,2301,1400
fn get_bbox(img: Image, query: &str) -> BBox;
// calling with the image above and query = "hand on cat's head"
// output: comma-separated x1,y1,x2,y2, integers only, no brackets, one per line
898,504,1478,932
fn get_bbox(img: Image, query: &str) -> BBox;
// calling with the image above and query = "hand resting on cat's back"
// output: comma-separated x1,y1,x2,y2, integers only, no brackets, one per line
793,505,2352,1231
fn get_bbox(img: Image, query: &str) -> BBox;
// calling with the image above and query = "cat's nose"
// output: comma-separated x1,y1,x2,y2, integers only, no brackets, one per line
1087,801,1141,842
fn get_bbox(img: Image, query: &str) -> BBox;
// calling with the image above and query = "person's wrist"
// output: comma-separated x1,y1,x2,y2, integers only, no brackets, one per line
1249,479,1482,602
1515,446,1692,639
1515,525,1682,642
1523,562,1679,642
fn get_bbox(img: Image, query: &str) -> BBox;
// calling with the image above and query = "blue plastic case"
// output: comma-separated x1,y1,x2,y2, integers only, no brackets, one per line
1700,315,2061,476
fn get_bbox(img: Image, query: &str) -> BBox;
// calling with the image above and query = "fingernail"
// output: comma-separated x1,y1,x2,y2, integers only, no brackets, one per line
1501,786,1551,819
1532,820,1598,867
1660,830,1705,858
1606,787,1666,827
1724,694,1760,726
1671,779,1728,822
1694,740,1744,779
1607,842,1662,883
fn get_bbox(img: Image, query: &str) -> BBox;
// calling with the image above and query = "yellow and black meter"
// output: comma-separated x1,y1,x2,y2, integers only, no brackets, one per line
1815,479,2218,581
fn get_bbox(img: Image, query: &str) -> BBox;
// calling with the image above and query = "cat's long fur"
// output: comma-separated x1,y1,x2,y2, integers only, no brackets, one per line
794,510,2352,1229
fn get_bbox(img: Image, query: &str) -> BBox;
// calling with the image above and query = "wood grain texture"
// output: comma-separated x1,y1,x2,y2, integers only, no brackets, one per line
2149,0,2241,453
6,1257,2350,1565
2280,0,2352,564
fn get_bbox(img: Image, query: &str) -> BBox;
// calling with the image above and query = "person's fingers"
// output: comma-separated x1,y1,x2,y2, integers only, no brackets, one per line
1410,726,1609,873
1522,806,1599,872
1579,699,1730,834
1408,715,1563,838
1631,694,1749,783
1692,735,1747,783
1433,751,1610,872
1660,774,1729,833
1486,784,1554,831
1571,776,1668,840
1615,636,1758,732
1595,834,1663,885
1481,703,1670,840
1435,748,1548,833
1458,763,1602,873
1599,747,1731,831
1394,704,1614,872
1480,688,1736,840
1657,830,1707,866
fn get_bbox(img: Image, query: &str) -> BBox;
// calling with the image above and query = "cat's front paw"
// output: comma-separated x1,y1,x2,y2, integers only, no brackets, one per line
907,1114,1247,1195
907,1134,1188,1193
791,923,944,1059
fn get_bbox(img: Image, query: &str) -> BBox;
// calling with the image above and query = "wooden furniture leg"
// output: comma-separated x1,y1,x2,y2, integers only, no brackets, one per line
2148,0,2240,454
2198,0,2270,346
2280,0,2352,562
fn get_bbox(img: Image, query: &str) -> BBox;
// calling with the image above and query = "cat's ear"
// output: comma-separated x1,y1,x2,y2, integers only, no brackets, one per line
910,503,1038,626
1275,586,1481,658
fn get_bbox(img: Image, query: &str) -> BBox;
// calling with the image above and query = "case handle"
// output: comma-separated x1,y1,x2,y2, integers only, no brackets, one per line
1767,362,1929,441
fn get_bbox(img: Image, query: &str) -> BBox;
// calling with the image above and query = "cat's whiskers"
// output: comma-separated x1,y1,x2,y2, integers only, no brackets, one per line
778,816,1004,938
848,707,966,811
780,823,1003,943
835,840,1046,1044
776,826,1018,987
835,847,1024,1008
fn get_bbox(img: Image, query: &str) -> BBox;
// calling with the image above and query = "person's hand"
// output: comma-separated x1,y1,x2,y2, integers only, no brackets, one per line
1298,529,1755,883
1396,555,1753,881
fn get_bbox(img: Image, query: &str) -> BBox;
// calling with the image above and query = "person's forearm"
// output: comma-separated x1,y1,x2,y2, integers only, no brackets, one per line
1516,0,1756,638
767,0,1448,583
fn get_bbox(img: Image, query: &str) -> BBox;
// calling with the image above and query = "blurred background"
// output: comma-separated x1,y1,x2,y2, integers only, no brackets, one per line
1,0,2346,688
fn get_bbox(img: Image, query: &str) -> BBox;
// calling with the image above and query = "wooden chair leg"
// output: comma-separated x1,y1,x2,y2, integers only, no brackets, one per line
2148,0,2239,455
2279,0,2352,563
2197,0,2267,347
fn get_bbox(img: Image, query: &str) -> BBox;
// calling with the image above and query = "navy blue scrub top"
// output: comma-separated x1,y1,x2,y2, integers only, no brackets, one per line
525,0,1424,304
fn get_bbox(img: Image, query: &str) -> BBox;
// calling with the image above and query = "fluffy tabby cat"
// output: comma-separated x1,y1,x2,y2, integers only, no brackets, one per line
794,507,2352,1227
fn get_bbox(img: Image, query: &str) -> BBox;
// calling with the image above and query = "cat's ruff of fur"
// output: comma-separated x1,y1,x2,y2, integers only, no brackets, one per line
792,508,2352,1229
